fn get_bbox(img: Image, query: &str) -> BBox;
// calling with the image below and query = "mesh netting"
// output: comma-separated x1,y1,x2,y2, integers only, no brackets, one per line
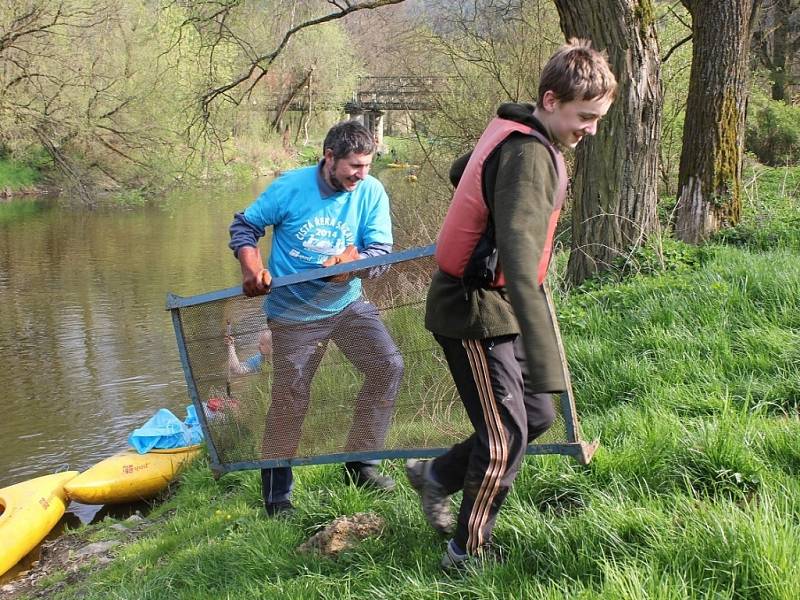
170,250,576,473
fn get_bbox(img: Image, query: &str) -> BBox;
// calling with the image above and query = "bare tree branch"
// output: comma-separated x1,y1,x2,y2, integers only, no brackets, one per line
662,33,692,62
198,0,405,118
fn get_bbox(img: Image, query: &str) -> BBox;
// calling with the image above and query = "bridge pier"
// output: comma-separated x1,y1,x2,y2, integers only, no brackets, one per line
346,108,364,125
365,111,384,151
347,109,385,155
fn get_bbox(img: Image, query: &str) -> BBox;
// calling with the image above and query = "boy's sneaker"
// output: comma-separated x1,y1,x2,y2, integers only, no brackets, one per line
440,539,504,572
405,459,454,534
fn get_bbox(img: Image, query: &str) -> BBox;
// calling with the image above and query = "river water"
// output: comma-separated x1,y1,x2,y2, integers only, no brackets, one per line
0,180,274,520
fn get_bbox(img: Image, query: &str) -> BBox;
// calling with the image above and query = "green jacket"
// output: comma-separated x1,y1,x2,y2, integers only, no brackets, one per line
425,102,566,393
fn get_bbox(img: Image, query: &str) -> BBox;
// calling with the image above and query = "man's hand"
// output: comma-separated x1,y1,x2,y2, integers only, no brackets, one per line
322,244,360,283
239,246,271,296
243,268,271,296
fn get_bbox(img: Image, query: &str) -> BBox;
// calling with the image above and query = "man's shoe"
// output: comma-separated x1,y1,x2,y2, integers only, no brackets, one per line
344,464,396,491
405,459,454,534
440,539,503,572
264,500,295,517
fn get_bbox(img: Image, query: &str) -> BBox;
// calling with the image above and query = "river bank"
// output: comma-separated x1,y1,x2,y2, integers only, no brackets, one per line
5,165,798,598
8,179,800,596
0,136,415,206
2,511,155,599
0,186,57,200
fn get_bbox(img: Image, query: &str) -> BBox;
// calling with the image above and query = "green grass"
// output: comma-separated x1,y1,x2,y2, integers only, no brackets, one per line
32,166,800,599
714,163,800,251
0,156,41,190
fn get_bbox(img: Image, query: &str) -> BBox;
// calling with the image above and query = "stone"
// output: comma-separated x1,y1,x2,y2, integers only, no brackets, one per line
74,540,121,558
125,514,145,524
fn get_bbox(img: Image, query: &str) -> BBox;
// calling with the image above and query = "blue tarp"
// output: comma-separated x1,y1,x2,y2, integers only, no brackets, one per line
128,405,204,454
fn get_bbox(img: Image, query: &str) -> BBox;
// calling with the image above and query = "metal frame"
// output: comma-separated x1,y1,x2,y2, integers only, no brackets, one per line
167,244,596,478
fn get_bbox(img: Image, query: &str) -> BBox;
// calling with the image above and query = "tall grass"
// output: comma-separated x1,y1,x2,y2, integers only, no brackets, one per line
36,167,800,600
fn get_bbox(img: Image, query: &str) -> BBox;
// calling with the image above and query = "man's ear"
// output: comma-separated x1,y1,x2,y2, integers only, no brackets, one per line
323,148,334,162
541,90,558,112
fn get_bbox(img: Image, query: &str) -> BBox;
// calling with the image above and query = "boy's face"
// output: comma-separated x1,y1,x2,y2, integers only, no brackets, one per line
541,91,613,149
258,332,272,358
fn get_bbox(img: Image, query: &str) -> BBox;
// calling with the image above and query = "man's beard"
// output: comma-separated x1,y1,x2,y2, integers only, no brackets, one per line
329,172,347,191
327,160,347,192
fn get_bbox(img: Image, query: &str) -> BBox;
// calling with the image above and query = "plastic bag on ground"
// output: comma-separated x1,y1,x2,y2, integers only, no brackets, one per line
128,405,204,454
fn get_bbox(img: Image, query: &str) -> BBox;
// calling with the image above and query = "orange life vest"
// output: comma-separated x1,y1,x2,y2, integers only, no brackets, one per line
435,117,568,287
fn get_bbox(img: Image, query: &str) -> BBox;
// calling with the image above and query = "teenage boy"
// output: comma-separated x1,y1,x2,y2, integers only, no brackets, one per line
230,120,403,516
406,39,617,569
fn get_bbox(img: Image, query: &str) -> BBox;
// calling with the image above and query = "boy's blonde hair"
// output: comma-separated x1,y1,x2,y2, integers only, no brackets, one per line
537,38,617,104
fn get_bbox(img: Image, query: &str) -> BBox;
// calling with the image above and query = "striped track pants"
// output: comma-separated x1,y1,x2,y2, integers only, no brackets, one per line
431,333,556,554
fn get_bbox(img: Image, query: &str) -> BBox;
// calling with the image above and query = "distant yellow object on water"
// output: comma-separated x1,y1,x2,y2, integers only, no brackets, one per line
386,163,420,169
0,471,78,577
64,444,202,505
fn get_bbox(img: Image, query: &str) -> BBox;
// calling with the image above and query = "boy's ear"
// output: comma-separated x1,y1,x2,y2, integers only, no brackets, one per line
541,90,558,112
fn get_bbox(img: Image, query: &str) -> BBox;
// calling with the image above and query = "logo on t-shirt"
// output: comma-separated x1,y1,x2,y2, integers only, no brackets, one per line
295,216,355,262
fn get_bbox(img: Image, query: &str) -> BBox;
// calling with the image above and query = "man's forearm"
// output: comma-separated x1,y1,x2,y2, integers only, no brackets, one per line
238,246,271,296
229,211,264,257
238,246,263,277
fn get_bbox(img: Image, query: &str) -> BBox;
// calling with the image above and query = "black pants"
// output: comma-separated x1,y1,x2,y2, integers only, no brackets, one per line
431,333,556,554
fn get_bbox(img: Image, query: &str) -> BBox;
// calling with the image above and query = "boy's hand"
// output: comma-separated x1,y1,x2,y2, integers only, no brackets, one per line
322,245,360,283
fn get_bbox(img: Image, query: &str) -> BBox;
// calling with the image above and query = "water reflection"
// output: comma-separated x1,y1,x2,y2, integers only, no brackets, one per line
0,168,422,491
0,181,267,488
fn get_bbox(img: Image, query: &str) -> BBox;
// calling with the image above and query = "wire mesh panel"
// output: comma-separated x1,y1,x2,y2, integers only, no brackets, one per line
167,245,595,476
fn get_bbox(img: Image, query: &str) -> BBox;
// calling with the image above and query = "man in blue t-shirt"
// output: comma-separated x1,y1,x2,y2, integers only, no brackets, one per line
229,120,403,516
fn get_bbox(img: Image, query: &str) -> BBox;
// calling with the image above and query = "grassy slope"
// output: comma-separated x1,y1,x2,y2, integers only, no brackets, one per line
40,167,800,600
0,158,40,191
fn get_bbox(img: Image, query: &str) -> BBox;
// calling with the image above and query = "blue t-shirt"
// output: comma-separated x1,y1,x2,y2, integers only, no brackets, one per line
242,166,392,321
242,354,263,373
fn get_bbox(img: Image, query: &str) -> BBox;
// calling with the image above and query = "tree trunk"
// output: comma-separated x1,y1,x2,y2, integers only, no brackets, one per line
675,0,762,244
271,68,314,133
770,0,788,101
553,0,662,285
753,0,798,102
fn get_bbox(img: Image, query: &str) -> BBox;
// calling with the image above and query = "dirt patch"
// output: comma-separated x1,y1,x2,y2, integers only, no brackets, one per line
0,513,154,599
298,512,385,556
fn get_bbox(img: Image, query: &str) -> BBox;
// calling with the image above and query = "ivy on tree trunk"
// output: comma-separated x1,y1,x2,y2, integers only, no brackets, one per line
675,0,762,244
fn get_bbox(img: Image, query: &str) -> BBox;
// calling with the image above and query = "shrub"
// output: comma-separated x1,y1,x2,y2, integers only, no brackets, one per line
745,93,800,166
714,164,800,250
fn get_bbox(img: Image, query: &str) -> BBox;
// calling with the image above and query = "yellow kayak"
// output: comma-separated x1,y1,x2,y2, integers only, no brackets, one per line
0,471,78,577
64,445,202,505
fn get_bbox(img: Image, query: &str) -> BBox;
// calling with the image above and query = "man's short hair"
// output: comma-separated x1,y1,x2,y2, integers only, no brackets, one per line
323,120,375,159
537,38,617,105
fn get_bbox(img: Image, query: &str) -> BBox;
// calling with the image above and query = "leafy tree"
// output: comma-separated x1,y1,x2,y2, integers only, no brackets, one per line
183,0,405,124
0,1,225,198
401,1,563,179
656,1,693,196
